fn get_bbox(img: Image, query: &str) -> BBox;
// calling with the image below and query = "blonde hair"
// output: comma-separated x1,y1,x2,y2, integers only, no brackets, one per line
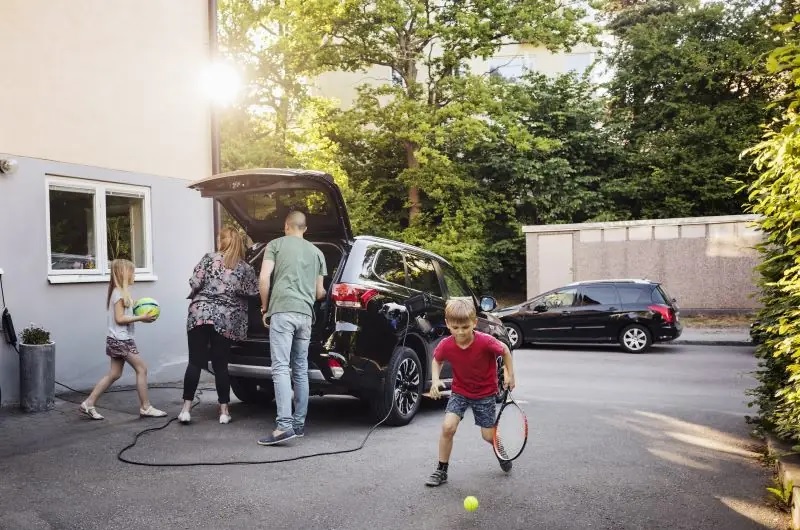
444,298,477,324
220,226,246,269
107,259,135,308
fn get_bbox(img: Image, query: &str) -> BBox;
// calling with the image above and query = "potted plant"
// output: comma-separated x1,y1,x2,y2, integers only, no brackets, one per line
18,323,55,412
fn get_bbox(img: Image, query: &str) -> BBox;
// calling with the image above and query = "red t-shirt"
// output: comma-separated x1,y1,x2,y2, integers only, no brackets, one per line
433,331,504,399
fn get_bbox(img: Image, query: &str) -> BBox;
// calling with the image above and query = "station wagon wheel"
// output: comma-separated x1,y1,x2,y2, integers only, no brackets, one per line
371,347,423,426
619,324,652,354
504,323,523,349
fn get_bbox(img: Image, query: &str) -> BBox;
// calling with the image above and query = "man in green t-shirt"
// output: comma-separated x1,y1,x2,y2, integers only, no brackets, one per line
256,211,327,446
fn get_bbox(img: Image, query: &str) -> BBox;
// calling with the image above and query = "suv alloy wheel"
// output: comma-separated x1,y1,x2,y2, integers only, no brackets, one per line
371,347,423,426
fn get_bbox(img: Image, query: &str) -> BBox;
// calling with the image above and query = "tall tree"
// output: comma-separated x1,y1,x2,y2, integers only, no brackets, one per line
288,0,595,222
602,0,782,219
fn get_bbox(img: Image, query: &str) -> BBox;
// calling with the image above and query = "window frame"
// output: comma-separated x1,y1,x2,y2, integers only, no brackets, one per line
45,176,156,284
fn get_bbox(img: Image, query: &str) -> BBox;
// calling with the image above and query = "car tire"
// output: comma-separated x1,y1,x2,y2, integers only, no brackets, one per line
619,324,653,353
504,323,523,349
230,376,275,404
371,347,423,427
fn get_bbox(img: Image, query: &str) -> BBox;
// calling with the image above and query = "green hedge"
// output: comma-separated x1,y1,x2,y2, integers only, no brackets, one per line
745,15,800,442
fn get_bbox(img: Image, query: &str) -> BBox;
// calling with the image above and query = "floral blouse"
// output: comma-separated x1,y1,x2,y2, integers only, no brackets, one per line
186,252,259,341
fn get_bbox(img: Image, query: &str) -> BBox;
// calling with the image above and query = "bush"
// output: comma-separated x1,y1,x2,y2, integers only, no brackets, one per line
20,323,51,346
743,16,800,442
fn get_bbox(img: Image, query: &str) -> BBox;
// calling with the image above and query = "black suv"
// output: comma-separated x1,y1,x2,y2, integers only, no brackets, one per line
189,169,511,426
493,279,682,353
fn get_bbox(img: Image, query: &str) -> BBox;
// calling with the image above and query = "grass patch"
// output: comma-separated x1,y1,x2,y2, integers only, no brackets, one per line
680,313,755,328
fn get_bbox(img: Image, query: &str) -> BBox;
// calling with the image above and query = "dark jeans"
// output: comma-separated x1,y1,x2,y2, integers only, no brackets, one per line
183,325,232,404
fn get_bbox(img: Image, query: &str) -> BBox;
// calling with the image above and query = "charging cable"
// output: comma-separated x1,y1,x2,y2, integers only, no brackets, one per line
116,298,414,467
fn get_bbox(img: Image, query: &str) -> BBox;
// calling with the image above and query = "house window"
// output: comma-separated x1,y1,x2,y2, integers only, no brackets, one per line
46,177,155,283
488,55,533,80
564,53,594,74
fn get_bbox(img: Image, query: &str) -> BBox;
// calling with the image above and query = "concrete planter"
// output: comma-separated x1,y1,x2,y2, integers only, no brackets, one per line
19,342,55,412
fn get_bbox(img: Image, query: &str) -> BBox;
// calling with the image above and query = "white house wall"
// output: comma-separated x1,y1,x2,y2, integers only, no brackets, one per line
0,155,215,406
0,0,212,180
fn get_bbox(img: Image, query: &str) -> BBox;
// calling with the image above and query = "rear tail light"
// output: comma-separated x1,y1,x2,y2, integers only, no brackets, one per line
648,304,675,324
328,358,344,379
331,283,378,309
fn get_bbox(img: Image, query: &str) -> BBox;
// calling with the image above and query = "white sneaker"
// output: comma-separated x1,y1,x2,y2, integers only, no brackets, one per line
178,410,191,424
219,413,232,424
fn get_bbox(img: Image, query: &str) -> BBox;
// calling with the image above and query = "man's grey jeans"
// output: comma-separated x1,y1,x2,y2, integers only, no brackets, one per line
269,311,312,432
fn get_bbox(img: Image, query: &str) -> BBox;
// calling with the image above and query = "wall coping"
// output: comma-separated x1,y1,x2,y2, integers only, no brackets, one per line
521,214,760,234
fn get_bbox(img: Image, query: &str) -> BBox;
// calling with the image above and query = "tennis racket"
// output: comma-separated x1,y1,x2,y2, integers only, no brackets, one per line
492,387,528,462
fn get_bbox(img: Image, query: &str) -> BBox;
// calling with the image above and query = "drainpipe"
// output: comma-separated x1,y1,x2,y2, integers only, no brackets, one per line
209,0,221,249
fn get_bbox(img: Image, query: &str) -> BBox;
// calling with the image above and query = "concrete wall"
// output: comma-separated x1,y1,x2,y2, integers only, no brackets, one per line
0,155,215,406
523,215,763,312
0,0,212,180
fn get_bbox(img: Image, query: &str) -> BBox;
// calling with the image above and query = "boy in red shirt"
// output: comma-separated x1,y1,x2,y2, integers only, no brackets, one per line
425,298,516,487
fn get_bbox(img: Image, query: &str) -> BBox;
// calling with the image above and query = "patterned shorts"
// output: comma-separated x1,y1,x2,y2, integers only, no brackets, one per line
106,336,140,359
445,393,497,428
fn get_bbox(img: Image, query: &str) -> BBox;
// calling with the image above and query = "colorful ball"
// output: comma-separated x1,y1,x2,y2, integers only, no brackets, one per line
133,297,160,320
463,496,479,512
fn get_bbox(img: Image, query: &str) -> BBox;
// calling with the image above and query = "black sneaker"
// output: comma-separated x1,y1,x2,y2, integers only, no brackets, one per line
257,429,297,446
294,426,304,438
496,440,512,472
425,468,448,487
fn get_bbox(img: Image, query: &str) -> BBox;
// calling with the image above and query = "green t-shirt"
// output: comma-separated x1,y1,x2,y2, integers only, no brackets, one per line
264,235,326,318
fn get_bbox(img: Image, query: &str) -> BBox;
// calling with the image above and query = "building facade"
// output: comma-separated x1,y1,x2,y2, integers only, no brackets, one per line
0,0,216,405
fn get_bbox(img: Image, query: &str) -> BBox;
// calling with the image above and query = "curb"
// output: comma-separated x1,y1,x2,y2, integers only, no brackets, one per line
766,434,800,529
670,339,753,346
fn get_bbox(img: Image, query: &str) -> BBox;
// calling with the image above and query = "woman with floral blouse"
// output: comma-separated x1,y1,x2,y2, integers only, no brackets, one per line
179,226,258,424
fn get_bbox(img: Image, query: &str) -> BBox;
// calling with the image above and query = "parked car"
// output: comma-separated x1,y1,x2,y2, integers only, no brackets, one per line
189,169,511,426
493,279,682,353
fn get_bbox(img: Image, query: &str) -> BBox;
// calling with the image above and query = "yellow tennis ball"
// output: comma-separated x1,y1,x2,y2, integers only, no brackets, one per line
464,496,479,512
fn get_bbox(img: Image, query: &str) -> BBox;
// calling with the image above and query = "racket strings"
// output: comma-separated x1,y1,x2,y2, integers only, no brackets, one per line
495,404,527,460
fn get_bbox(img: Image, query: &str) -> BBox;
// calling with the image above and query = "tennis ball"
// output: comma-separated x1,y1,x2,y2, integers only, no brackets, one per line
463,495,479,512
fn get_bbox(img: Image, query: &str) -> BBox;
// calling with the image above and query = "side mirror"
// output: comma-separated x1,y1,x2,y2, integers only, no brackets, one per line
534,304,547,313
479,296,497,312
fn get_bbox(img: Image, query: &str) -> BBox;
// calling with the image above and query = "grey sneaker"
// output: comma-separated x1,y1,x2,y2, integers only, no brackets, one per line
425,468,448,487
293,426,304,438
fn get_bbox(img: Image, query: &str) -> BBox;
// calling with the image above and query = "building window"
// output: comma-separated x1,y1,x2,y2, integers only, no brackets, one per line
564,53,594,74
46,177,154,283
488,55,533,80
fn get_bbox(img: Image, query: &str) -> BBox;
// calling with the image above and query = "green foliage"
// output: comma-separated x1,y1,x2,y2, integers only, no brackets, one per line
743,13,800,443
20,324,51,346
603,0,782,219
766,477,794,512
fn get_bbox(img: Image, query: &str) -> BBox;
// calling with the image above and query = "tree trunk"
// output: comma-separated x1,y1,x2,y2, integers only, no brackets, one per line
405,141,421,221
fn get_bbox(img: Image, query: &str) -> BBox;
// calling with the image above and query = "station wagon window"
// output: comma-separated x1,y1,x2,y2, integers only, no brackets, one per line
441,264,472,300
47,177,154,283
542,287,577,308
373,249,406,286
617,286,651,304
405,254,442,297
580,285,620,306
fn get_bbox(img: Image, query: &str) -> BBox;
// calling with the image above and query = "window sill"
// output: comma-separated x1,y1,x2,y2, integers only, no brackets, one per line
48,273,158,284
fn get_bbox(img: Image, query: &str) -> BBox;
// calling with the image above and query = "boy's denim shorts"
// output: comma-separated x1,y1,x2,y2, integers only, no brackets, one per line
446,393,497,428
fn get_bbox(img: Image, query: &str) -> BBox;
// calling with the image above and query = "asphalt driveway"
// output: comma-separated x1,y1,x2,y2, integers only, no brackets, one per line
0,343,789,530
